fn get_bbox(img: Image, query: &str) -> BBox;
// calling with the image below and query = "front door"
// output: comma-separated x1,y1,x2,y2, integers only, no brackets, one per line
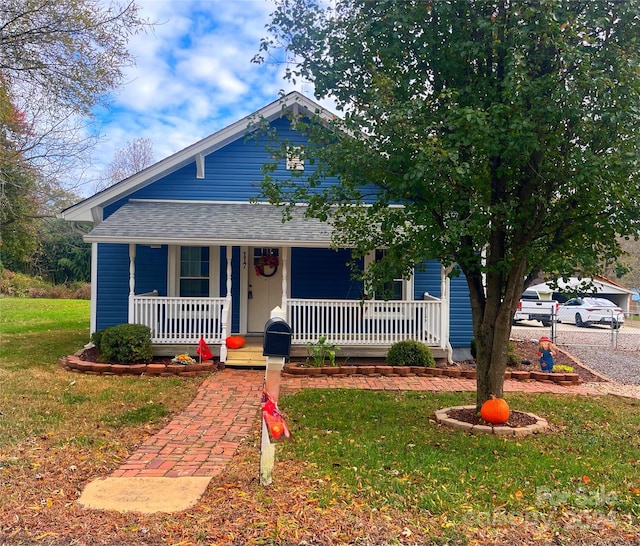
248,248,283,332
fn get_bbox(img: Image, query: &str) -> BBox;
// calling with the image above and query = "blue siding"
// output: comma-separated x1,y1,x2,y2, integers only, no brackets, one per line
103,118,351,217
96,243,129,331
135,245,168,295
413,259,442,299
105,119,337,210
95,244,168,331
449,267,474,348
291,248,362,299
93,113,473,348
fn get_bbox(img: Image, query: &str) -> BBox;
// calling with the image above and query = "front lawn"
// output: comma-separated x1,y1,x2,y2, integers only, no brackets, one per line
279,389,640,524
1,297,639,545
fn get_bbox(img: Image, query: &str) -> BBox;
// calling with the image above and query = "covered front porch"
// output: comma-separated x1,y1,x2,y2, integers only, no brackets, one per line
131,291,451,363
87,201,453,364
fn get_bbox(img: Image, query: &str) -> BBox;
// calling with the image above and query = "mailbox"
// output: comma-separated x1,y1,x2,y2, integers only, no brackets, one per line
263,317,292,358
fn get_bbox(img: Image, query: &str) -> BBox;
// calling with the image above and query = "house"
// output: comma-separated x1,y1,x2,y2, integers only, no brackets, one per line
61,92,473,364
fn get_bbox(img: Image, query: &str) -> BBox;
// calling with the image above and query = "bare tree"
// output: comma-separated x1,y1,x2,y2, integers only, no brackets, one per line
95,137,155,192
0,0,150,263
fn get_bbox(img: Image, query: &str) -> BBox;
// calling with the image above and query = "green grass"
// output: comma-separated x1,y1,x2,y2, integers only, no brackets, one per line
279,389,640,523
2,296,640,537
0,297,204,448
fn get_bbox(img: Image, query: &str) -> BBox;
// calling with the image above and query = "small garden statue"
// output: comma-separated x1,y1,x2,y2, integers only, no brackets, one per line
537,336,556,372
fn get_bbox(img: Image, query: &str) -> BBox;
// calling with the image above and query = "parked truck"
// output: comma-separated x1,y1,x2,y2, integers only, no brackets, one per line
513,290,559,327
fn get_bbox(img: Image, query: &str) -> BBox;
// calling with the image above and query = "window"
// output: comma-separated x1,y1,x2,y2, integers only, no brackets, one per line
363,250,408,300
286,146,304,171
180,247,210,297
374,249,404,300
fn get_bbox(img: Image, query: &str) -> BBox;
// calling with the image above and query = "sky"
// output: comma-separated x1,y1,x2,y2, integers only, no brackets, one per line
86,0,325,194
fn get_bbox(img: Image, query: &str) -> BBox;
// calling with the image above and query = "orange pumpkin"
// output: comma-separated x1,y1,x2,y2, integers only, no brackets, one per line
226,336,245,349
480,395,510,424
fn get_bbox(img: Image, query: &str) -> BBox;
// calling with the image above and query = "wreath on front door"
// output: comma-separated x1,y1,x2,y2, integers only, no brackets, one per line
255,252,279,277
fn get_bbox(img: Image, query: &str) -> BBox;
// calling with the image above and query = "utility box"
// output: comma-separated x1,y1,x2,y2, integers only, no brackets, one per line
263,317,292,358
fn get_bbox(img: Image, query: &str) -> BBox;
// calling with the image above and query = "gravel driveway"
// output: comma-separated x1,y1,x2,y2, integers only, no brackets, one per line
564,345,640,384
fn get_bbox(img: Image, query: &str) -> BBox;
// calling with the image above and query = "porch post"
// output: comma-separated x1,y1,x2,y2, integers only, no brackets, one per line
128,244,136,323
280,247,289,316
220,245,233,363
441,265,452,351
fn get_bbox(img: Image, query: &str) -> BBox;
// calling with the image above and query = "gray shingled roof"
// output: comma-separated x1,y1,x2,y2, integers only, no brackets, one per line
84,201,334,246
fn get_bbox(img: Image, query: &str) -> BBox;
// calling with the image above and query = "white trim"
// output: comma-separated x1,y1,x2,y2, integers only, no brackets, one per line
196,153,205,179
169,245,221,298
85,236,334,247
286,146,304,171
128,244,136,323
168,246,179,297
281,247,289,311
364,250,413,300
210,246,221,297
90,243,98,334
239,246,249,334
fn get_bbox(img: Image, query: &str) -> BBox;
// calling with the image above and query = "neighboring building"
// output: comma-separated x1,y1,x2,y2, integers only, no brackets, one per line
528,276,634,313
61,92,473,363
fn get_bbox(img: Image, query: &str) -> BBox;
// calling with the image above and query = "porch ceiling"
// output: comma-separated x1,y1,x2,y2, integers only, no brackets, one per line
84,200,335,247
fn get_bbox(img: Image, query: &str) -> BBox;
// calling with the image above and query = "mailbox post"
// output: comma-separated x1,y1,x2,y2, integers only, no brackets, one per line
260,307,292,486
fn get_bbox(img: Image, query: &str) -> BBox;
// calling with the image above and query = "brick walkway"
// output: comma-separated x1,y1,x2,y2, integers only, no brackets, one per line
111,369,264,478
110,369,593,479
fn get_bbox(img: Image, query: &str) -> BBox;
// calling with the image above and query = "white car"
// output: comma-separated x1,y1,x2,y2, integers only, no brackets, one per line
556,297,625,329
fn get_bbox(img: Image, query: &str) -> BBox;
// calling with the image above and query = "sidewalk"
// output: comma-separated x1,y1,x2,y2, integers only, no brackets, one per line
77,368,597,513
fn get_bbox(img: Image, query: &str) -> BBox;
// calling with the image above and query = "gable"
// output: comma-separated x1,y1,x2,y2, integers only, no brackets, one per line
111,118,318,208
61,92,336,223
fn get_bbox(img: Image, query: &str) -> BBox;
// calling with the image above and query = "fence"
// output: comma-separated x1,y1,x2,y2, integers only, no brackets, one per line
511,312,640,351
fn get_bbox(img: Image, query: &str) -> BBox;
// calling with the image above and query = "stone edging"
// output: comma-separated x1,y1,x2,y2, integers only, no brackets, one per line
60,355,216,377
283,364,581,384
434,405,549,436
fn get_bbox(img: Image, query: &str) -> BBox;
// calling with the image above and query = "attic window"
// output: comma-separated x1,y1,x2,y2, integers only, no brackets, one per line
286,146,304,171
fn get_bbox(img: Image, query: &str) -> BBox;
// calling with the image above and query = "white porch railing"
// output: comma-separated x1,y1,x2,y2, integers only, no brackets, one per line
287,298,445,347
132,295,227,344
132,296,445,349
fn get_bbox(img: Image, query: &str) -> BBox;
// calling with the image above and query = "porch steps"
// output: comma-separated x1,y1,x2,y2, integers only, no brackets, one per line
224,342,266,367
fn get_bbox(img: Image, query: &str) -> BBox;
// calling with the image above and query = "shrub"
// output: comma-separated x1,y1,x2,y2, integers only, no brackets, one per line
507,342,520,367
98,324,153,364
90,329,105,353
386,340,435,367
0,270,90,299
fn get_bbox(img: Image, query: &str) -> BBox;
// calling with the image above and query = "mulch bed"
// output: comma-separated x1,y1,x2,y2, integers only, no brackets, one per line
71,341,603,385
447,406,538,428
454,340,604,383
508,340,605,383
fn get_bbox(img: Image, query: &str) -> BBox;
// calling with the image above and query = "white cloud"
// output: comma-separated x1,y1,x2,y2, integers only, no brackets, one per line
81,0,323,195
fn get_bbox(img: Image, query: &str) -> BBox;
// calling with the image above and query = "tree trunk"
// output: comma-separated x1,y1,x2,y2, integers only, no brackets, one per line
466,251,528,411
475,309,513,409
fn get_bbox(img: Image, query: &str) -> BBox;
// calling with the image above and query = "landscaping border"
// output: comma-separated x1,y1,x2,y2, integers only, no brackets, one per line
434,405,549,436
60,354,216,377
282,363,582,384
